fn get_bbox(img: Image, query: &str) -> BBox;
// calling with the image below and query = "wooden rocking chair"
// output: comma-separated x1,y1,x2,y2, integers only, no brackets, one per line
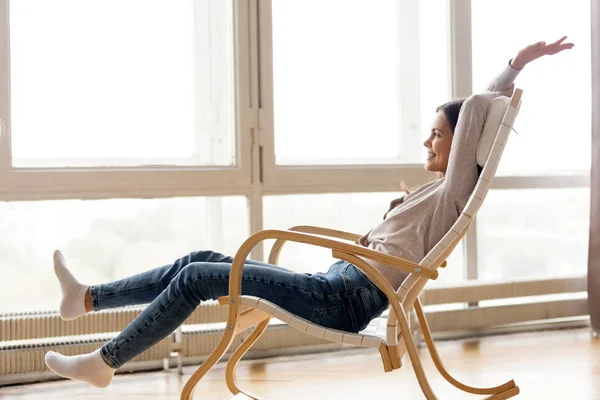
180,88,523,400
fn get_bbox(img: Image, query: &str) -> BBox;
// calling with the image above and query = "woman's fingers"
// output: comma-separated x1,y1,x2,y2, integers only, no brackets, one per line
553,36,568,45
544,36,574,55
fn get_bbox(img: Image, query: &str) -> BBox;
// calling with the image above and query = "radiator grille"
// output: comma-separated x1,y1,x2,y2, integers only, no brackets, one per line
0,301,227,342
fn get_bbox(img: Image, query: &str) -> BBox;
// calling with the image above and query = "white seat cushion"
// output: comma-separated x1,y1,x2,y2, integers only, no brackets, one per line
240,296,384,348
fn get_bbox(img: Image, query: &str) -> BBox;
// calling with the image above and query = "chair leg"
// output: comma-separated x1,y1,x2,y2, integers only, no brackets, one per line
386,344,402,370
378,343,394,372
180,325,237,400
225,316,271,399
181,297,268,399
390,301,439,399
485,385,520,400
413,299,519,398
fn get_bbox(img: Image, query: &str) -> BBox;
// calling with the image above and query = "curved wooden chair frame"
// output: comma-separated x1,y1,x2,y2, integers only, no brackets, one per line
179,226,519,400
180,90,523,400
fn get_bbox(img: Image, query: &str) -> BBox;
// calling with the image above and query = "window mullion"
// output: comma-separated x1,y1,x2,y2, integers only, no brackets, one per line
450,0,474,282
248,0,264,259
449,0,473,99
0,0,10,177
256,0,274,186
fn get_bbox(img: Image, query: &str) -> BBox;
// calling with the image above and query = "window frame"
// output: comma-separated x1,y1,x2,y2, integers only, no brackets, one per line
0,0,254,202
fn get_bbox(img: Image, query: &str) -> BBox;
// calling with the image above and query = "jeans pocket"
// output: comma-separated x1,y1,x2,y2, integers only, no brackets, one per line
310,302,358,333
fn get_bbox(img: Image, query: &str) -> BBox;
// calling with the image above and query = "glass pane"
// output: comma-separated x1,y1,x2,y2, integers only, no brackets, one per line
438,240,464,285
263,192,464,284
472,0,591,173
0,196,248,312
476,188,590,280
272,1,450,165
9,0,235,168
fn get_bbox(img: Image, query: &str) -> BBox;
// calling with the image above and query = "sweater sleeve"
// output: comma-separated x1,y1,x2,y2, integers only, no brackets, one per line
485,59,522,94
443,61,521,197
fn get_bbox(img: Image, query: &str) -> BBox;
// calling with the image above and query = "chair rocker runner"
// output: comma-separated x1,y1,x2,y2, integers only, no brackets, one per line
180,88,523,400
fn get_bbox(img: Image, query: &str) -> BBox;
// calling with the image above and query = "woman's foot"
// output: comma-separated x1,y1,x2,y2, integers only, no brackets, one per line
45,349,115,388
53,250,89,320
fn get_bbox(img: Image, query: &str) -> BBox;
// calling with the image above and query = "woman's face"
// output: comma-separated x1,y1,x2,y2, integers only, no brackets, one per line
423,110,454,176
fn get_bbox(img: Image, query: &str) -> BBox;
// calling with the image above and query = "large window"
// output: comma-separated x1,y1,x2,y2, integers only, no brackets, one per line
9,0,235,168
0,0,592,318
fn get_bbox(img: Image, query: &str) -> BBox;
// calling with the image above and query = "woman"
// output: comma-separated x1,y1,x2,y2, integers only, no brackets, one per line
44,37,573,388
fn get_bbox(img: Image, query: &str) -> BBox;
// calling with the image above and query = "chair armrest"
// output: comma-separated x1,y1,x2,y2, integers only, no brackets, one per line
268,225,362,264
267,229,435,280
294,229,438,279
348,244,437,280
289,225,362,242
229,229,436,299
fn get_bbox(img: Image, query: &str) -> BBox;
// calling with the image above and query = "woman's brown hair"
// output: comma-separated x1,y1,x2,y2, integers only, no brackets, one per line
401,99,466,194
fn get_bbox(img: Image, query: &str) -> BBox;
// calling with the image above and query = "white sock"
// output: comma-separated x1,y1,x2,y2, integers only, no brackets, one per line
53,250,89,321
45,349,115,388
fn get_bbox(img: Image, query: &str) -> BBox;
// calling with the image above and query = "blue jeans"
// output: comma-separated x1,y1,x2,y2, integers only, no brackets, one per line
90,251,389,369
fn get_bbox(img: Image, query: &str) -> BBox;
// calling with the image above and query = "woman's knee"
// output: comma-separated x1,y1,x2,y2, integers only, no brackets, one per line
173,262,230,301
176,262,231,284
189,250,233,264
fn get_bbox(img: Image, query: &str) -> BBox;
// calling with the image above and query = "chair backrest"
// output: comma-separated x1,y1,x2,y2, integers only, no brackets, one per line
396,89,523,317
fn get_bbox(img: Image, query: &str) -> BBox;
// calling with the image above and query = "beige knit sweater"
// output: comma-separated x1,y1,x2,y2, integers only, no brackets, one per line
359,61,521,290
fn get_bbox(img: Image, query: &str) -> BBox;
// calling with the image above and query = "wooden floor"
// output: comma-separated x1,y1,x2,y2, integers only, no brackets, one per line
2,328,599,399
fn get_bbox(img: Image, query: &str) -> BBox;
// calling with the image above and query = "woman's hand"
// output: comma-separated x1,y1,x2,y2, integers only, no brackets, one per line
510,36,574,70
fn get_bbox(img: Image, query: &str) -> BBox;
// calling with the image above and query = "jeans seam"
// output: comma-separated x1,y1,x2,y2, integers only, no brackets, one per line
359,288,373,319
346,301,359,332
355,267,388,303
99,279,174,299
92,279,173,312
101,343,121,369
340,263,353,292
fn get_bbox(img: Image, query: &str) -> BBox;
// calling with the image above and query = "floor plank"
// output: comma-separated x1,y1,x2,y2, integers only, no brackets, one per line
1,328,599,399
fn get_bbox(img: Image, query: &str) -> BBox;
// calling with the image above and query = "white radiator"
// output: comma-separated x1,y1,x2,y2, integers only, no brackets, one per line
0,301,228,341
